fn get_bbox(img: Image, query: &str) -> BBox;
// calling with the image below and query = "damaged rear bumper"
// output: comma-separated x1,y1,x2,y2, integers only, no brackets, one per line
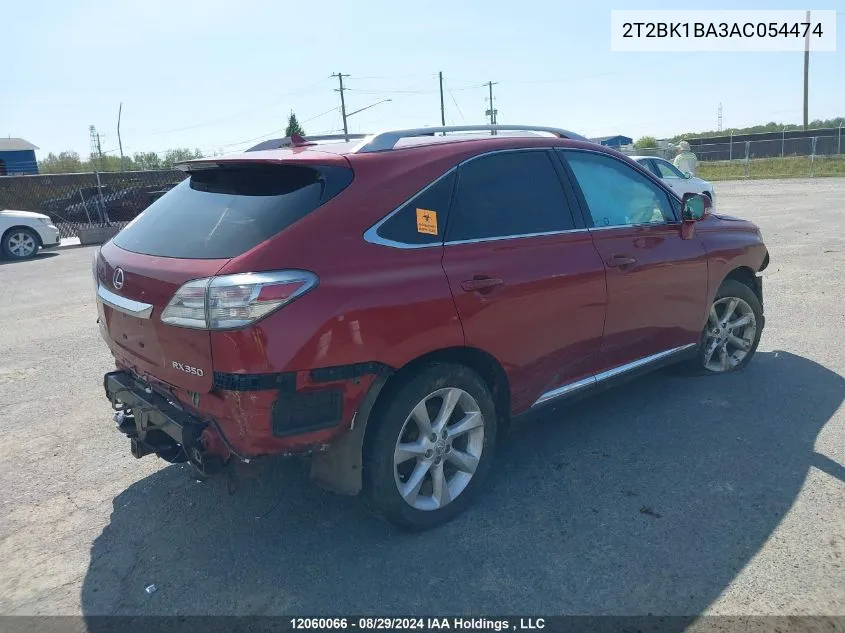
103,370,227,476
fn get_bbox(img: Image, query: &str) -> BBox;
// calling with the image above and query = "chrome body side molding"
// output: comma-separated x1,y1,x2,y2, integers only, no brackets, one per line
532,343,697,408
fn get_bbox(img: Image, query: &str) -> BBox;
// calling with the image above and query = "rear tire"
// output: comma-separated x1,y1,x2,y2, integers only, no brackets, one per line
693,279,763,374
362,363,497,530
2,228,39,260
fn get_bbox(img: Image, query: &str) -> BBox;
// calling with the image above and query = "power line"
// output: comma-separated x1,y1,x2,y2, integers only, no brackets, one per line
504,53,702,85
205,105,341,151
302,106,340,124
119,105,343,157
345,84,485,95
447,85,466,123
342,72,437,81
147,79,330,136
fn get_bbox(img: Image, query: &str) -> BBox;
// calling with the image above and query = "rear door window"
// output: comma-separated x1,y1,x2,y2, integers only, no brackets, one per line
113,164,352,259
446,150,575,242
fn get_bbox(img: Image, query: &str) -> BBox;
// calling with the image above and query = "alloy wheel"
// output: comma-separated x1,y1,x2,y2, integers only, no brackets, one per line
393,387,485,511
703,296,757,372
7,231,37,258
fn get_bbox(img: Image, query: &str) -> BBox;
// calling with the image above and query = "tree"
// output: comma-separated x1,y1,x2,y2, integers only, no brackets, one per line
37,147,206,173
161,148,204,168
285,112,305,137
669,116,845,142
133,152,162,170
95,155,124,172
39,151,83,174
634,136,658,149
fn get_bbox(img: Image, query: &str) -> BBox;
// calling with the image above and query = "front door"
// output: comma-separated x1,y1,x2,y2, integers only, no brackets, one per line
558,149,709,371
651,157,696,197
441,149,607,412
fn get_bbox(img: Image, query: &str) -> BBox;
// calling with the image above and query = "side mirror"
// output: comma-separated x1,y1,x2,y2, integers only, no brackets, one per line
681,193,710,221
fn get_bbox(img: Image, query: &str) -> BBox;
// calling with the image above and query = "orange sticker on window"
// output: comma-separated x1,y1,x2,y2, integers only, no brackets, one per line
416,208,438,235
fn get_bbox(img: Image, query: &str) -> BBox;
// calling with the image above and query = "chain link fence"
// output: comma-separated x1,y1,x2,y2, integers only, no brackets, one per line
0,170,186,238
694,136,845,180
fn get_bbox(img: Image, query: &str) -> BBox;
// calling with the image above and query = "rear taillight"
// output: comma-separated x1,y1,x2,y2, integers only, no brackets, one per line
161,270,318,330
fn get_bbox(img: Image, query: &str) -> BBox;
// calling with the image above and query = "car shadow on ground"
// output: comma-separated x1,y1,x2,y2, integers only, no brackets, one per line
81,351,844,618
0,251,60,266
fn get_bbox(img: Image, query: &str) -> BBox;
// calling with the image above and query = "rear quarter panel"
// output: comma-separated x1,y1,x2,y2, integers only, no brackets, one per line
210,151,471,375
208,247,464,374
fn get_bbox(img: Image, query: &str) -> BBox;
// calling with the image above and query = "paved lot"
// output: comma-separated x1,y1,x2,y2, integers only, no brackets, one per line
1,178,844,618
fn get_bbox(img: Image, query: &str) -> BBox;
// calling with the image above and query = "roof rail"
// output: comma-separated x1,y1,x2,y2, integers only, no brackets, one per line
352,125,588,153
246,134,369,152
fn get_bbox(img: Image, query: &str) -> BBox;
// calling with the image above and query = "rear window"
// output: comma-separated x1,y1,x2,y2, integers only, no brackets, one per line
112,164,352,259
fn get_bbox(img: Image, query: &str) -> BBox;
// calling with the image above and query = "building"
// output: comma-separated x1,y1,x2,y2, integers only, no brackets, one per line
0,138,39,175
589,135,633,149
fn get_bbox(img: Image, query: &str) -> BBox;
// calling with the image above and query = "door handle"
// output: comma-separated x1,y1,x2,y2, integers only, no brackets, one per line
605,255,637,269
461,276,504,293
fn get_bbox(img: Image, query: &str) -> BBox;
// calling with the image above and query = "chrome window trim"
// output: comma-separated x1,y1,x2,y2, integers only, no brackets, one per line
587,222,681,232
531,343,696,408
444,228,591,246
362,166,457,250
97,285,154,320
364,147,581,250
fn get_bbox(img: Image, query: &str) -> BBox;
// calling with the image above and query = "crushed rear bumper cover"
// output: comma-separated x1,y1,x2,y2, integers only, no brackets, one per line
103,370,225,475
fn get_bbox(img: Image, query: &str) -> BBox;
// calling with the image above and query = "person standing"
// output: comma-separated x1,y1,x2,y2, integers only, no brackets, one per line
673,140,698,176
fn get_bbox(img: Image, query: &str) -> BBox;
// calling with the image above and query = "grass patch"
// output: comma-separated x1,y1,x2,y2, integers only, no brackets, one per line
698,155,845,181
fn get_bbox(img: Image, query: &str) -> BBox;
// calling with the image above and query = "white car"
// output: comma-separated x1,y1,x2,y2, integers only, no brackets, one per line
1,210,61,260
631,156,715,204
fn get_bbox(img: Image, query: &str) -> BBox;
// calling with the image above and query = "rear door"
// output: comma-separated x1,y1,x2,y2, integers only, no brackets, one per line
96,162,353,393
557,149,708,370
441,149,607,412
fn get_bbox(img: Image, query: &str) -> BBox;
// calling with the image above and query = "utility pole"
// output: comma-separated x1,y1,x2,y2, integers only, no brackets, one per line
717,102,723,132
439,71,446,129
803,10,810,130
332,72,350,139
117,103,125,171
97,133,104,162
485,81,498,135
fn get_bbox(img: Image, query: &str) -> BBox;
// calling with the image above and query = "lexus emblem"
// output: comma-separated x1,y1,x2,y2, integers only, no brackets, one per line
113,267,125,290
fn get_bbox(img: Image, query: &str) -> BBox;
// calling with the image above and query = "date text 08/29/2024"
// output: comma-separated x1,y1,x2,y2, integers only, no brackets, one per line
289,617,546,631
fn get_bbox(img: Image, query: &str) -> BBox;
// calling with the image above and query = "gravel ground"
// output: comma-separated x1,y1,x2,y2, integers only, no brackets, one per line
0,178,843,619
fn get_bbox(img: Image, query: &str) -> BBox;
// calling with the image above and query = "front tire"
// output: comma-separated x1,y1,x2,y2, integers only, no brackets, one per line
362,363,497,530
2,228,39,260
696,279,763,373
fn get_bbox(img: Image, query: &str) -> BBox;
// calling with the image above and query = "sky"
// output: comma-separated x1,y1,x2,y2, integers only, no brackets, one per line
3,0,843,159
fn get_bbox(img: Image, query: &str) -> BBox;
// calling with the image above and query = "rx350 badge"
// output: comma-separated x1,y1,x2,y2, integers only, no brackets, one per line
171,361,204,377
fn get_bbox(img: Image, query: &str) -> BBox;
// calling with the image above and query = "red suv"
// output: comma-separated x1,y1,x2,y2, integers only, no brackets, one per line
95,125,769,529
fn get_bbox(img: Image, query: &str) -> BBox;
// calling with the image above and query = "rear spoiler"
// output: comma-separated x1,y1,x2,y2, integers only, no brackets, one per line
246,133,369,152
175,155,349,172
